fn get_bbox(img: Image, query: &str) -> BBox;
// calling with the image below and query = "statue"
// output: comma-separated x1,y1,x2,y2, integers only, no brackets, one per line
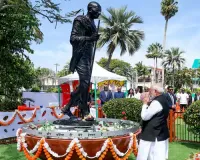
61,1,101,120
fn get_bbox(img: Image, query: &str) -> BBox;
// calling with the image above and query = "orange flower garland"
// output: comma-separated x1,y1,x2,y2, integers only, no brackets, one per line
0,109,37,126
17,109,37,123
51,107,77,119
51,107,64,119
18,132,139,160
0,112,17,126
132,134,138,157
22,139,44,160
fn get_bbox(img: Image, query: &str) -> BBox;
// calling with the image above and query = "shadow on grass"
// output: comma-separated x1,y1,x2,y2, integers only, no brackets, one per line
178,142,200,150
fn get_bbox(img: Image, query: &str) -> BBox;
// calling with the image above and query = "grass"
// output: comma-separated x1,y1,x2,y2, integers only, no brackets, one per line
0,142,200,160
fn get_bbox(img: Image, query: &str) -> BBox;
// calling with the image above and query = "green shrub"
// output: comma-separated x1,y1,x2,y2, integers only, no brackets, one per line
47,87,61,93
31,86,40,92
183,100,200,135
0,98,20,111
103,98,143,123
91,89,100,98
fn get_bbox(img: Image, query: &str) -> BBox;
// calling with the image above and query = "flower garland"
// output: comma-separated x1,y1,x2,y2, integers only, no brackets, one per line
51,107,78,119
0,106,74,126
0,109,37,126
17,129,139,160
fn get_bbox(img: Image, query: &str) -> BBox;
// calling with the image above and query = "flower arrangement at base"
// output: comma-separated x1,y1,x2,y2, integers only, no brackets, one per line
16,129,139,160
186,152,200,160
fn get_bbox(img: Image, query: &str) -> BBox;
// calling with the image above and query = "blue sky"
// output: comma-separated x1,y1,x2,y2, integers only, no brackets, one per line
30,0,200,72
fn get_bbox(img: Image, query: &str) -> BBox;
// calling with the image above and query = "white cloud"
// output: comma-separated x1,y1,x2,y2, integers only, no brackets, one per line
29,43,72,71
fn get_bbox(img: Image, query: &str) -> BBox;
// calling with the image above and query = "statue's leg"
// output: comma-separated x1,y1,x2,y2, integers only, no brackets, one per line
61,86,81,117
79,79,90,118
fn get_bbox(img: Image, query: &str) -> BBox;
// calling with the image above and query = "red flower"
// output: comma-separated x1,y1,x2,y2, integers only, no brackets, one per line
123,116,127,120
122,111,126,115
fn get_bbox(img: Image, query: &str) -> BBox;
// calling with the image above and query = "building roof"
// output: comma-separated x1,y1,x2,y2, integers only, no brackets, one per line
192,59,200,69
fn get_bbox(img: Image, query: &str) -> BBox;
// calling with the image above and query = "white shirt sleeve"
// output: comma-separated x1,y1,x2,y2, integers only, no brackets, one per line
141,100,163,121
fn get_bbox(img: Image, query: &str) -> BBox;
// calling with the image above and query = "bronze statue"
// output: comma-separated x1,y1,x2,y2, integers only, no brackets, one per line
61,1,101,120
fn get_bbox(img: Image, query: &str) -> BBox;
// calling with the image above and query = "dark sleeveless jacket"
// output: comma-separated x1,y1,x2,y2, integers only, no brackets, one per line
140,94,169,142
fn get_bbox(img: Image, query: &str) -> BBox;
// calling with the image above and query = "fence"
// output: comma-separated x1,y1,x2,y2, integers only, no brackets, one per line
168,110,200,143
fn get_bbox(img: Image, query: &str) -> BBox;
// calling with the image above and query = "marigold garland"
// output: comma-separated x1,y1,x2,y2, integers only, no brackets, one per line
0,107,75,126
51,107,77,119
17,130,139,160
0,109,37,126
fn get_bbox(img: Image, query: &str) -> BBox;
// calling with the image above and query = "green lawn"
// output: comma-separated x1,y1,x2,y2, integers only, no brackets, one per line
0,142,200,160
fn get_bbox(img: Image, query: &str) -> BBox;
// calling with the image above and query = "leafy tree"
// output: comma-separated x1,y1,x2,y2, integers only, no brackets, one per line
146,43,163,83
161,0,178,50
162,47,185,87
34,67,55,89
97,58,136,87
0,0,77,111
98,6,144,69
134,62,150,88
161,0,178,86
0,53,37,111
57,62,70,77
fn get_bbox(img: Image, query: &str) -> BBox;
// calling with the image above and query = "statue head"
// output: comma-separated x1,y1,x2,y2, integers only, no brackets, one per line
87,1,101,19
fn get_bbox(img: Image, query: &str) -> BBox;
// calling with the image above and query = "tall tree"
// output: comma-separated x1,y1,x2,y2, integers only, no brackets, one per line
162,47,185,87
98,6,144,69
161,0,178,50
34,67,55,88
161,0,178,86
97,58,136,87
134,62,150,88
57,62,71,77
146,43,163,83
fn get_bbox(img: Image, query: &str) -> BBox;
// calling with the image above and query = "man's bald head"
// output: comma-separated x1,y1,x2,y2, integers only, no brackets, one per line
87,1,101,10
87,1,101,19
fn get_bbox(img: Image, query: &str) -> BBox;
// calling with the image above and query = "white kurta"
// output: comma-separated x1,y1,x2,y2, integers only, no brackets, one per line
136,100,169,160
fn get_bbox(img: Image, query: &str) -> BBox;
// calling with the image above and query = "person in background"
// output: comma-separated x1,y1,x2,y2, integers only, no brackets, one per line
99,85,113,106
196,92,200,101
178,89,189,111
164,86,176,110
134,88,141,100
187,91,192,106
127,88,134,98
137,85,169,160
114,87,125,98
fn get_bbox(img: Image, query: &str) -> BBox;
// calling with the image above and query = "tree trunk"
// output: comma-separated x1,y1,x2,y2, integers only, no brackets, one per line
105,53,113,70
153,58,156,84
162,19,169,87
143,75,145,91
155,57,158,83
172,64,175,88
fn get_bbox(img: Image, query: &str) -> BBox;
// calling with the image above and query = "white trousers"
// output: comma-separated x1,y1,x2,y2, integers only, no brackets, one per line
136,139,168,160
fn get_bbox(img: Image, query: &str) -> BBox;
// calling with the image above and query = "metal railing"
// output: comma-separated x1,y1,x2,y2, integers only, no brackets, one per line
168,110,200,143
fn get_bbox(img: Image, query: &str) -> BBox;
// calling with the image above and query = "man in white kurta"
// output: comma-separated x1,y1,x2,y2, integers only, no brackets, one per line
137,85,169,160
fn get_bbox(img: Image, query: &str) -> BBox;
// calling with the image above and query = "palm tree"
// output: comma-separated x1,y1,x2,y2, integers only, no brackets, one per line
162,47,185,87
161,0,178,86
98,6,144,70
161,0,178,50
134,62,150,89
146,43,163,83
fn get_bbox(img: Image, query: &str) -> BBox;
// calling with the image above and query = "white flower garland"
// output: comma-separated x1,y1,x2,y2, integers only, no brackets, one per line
17,131,134,159
16,129,22,151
